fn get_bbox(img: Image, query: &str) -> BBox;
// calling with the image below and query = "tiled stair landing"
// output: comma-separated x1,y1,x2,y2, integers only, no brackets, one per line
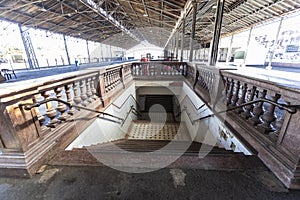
126,121,190,141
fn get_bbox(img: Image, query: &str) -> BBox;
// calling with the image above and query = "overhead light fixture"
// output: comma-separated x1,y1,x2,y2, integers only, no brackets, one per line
212,5,217,9
143,13,148,17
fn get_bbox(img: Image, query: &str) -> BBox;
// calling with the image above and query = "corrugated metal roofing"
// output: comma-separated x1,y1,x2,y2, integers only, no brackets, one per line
0,0,299,49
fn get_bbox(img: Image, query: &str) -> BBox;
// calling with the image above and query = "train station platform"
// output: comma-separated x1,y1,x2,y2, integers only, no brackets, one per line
1,62,299,90
0,164,300,200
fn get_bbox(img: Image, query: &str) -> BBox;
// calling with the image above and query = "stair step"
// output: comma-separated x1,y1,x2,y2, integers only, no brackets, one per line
83,140,240,155
49,139,264,171
144,95,174,112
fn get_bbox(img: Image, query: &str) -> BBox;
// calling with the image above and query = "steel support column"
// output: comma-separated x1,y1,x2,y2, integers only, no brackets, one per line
189,1,198,62
110,45,113,61
180,17,186,62
86,40,91,63
18,24,39,69
209,0,225,66
243,27,253,66
267,17,284,70
226,34,234,64
175,29,180,60
63,35,71,65
100,43,104,61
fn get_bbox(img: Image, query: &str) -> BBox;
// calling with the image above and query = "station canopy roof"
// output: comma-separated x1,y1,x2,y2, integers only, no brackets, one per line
0,0,299,49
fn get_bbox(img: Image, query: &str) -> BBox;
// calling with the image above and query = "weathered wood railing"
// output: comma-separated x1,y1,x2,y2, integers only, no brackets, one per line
0,63,132,177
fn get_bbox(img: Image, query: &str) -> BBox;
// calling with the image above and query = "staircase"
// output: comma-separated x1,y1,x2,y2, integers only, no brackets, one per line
49,120,264,170
48,95,265,171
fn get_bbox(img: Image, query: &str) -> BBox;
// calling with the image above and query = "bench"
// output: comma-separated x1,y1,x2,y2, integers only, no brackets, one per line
1,69,17,80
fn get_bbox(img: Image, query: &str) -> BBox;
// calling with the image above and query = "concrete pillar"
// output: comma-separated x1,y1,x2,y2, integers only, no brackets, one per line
267,17,284,70
63,35,71,65
208,0,225,66
180,17,186,62
189,1,198,62
86,40,91,63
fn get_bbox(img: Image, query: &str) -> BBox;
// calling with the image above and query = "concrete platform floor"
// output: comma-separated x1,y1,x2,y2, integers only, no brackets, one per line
1,165,300,200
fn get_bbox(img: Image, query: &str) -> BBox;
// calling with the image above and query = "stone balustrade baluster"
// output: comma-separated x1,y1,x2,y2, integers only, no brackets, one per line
85,78,93,103
135,64,138,76
114,70,118,87
108,72,112,91
235,83,248,114
65,84,74,115
230,80,240,108
109,71,115,90
113,70,117,88
105,72,110,91
226,79,234,106
113,70,118,87
80,80,88,106
208,72,213,91
250,89,267,126
258,93,281,134
241,86,257,119
131,64,135,76
110,71,115,88
90,76,97,100
208,73,212,92
204,72,209,90
116,69,120,86
222,78,230,103
104,73,109,92
136,64,139,76
55,87,67,121
42,91,58,128
73,82,82,109
272,114,285,140
108,71,113,90
112,70,116,88
136,64,140,76
32,94,46,129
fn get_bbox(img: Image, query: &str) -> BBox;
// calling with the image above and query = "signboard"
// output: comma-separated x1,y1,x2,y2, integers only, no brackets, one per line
286,45,299,53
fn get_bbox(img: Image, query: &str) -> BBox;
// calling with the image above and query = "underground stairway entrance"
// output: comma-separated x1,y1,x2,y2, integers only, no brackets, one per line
48,94,265,172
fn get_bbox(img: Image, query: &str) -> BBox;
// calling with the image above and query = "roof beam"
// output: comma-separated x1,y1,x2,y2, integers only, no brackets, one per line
79,0,140,42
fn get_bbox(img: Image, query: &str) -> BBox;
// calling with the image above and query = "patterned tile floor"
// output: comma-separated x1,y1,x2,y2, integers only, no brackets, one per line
127,122,190,141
